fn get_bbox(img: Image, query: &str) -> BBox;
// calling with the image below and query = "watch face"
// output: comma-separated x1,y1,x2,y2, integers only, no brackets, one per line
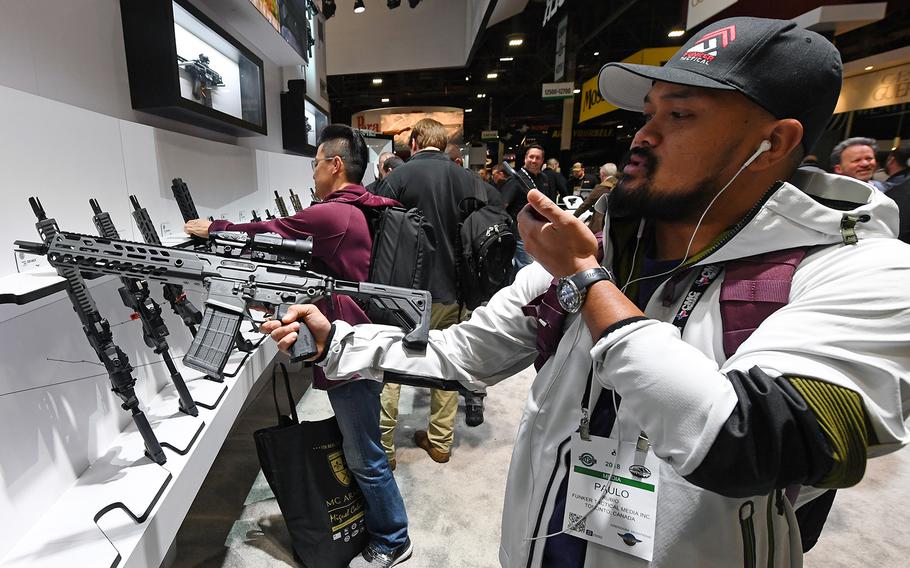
557,278,582,313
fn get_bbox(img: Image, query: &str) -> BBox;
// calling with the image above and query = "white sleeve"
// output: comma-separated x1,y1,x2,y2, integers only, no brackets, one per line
320,262,553,387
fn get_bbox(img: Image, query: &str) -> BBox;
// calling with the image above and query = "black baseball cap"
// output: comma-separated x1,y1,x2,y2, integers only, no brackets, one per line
598,17,842,152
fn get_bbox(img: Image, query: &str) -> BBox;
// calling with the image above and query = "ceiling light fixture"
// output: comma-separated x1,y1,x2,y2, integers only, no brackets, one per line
321,0,336,19
487,72,498,79
381,98,390,103
865,65,874,71
668,29,685,38
508,38,524,47
372,77,383,85
499,57,513,62
354,0,365,14
572,89,580,94
465,108,473,113
465,76,470,81
387,0,401,8
616,124,624,129
477,93,486,98
593,51,600,56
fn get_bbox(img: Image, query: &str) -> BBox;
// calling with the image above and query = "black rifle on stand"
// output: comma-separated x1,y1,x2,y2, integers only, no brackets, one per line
264,209,276,220
130,195,226,387
89,199,199,417
170,178,211,250
250,210,263,223
288,189,304,213
27,198,167,464
131,194,253,366
274,190,290,217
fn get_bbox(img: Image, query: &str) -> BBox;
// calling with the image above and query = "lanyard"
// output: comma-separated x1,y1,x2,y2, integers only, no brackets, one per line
670,264,723,333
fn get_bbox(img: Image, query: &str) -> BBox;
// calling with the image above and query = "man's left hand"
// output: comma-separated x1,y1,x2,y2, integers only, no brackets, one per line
519,189,600,278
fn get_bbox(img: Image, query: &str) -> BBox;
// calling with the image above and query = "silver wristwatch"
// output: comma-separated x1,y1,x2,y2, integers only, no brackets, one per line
556,267,613,313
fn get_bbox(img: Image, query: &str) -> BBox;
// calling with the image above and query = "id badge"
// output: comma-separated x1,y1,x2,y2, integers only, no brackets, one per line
563,432,660,561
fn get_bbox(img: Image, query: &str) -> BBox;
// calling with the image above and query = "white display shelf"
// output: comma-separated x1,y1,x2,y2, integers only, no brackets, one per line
0,328,278,568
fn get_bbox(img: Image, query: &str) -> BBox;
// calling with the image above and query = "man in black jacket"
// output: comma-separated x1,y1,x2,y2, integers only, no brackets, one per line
374,118,483,464
499,144,552,275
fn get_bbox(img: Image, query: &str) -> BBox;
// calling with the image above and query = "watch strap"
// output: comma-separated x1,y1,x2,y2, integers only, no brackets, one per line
569,266,613,291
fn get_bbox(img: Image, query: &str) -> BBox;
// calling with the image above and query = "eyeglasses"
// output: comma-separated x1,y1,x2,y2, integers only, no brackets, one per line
311,156,338,169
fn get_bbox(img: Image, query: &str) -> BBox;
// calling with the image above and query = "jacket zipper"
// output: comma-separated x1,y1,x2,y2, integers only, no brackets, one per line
680,181,783,270
740,501,757,568
525,435,572,568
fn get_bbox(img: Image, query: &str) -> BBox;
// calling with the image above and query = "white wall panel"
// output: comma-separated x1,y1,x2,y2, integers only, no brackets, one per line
0,84,131,275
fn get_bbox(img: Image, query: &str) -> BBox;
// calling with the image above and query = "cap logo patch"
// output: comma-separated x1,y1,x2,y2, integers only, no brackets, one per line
680,25,736,65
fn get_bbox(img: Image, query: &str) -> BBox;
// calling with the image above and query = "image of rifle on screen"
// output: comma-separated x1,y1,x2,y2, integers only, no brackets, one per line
177,53,225,108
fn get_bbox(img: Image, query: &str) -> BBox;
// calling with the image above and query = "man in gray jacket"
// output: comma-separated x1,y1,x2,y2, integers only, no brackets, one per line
264,17,910,567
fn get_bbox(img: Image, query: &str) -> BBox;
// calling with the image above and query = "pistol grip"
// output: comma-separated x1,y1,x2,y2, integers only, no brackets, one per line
277,303,318,363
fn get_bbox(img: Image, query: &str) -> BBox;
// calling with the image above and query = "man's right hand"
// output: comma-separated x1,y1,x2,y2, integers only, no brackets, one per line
260,304,332,361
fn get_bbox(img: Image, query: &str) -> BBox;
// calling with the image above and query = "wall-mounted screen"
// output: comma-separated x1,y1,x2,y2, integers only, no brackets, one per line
248,0,313,62
121,0,268,135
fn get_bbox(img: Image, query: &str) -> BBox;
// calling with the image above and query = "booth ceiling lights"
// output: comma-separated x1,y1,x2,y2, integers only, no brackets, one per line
668,29,685,37
486,72,498,79
354,0,365,13
500,56,513,62
381,97,390,102
372,77,383,84
465,108,472,112
508,37,524,47
322,0,336,19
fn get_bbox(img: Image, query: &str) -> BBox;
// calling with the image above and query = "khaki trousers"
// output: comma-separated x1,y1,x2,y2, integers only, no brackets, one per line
380,303,467,457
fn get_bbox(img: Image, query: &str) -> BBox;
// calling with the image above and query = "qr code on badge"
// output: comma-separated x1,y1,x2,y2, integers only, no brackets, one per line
568,512,586,532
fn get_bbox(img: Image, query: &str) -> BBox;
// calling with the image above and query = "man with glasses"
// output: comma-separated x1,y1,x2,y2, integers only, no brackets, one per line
186,124,414,568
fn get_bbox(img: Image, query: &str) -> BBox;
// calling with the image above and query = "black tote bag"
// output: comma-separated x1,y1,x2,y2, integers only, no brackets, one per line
254,363,368,567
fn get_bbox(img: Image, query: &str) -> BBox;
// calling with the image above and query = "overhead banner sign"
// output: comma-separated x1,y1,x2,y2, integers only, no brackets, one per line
542,0,567,27
579,47,679,122
481,130,499,140
686,0,738,30
835,63,910,114
542,82,575,100
554,16,568,81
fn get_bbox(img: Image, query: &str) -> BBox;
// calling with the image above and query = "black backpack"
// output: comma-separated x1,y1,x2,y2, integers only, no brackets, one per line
456,187,516,310
353,203,436,322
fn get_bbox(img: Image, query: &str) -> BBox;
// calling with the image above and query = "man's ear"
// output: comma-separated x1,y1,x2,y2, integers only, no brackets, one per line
833,164,844,174
751,118,803,171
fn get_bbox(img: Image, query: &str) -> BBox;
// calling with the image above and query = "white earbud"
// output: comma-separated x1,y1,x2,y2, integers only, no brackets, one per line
743,140,772,168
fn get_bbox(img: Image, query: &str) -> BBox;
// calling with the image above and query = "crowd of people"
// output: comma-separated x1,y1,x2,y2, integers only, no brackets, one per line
186,15,909,568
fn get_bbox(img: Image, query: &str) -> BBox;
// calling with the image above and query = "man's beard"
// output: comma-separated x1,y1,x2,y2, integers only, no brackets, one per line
609,147,729,222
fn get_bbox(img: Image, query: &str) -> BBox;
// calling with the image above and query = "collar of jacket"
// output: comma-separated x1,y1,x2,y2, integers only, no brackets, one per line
321,183,401,208
603,170,899,275
408,149,447,162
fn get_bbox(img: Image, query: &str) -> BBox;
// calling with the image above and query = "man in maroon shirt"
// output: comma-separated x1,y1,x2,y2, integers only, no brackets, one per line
185,125,413,568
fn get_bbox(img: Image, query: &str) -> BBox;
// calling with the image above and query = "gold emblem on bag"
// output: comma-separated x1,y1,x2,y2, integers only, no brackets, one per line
328,450,351,486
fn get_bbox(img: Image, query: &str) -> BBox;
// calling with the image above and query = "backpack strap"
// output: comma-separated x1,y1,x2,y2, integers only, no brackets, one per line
719,246,809,358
